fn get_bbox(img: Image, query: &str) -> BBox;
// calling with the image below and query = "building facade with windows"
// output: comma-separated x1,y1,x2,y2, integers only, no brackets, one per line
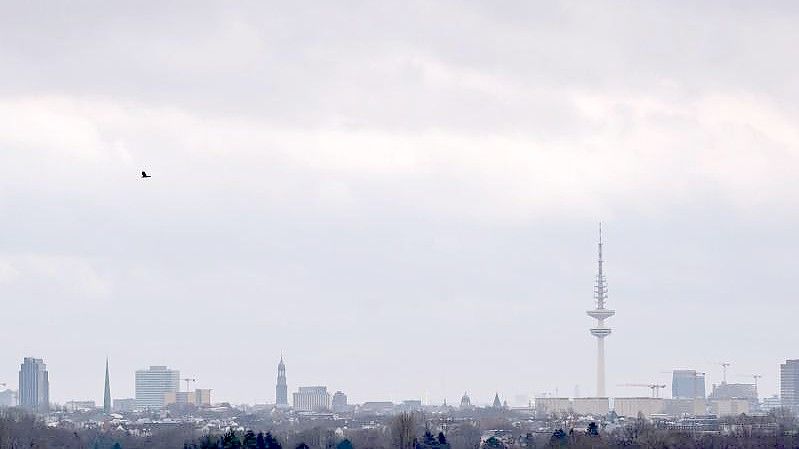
672,370,706,399
331,390,348,412
293,386,330,411
135,365,179,410
19,357,49,413
781,359,799,413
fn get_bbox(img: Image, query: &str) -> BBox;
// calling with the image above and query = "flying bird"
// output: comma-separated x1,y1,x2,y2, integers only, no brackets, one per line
141,171,151,178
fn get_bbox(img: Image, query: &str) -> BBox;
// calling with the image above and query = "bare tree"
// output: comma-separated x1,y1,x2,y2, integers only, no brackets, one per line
392,412,417,449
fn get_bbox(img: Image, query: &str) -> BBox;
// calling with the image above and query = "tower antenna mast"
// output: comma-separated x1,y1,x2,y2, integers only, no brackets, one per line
587,223,615,397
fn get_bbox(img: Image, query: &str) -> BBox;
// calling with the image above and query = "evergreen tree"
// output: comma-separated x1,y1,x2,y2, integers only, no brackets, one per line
586,422,599,436
112,443,122,449
548,429,567,447
244,430,258,449
523,433,535,449
265,432,282,449
335,439,354,449
223,430,242,449
256,432,266,449
437,433,447,446
296,443,310,449
482,436,504,449
200,436,217,449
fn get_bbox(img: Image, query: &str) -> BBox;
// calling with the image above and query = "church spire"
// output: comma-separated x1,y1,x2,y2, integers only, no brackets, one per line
276,355,288,407
103,357,111,414
492,392,502,408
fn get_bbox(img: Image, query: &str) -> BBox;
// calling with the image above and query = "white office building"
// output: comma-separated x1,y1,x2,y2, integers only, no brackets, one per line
135,365,179,410
293,386,330,411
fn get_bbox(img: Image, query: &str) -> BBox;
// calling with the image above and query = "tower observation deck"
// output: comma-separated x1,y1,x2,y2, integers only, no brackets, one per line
587,224,614,397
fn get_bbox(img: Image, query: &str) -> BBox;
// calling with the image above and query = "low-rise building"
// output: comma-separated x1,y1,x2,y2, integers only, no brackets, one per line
664,398,707,416
709,382,757,410
613,397,664,417
113,398,137,412
534,397,571,418
65,400,96,411
359,401,394,415
572,397,609,416
711,398,750,416
0,389,17,407
761,395,781,412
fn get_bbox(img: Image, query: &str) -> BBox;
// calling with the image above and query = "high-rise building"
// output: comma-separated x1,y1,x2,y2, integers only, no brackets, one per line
331,390,348,412
103,358,112,414
586,224,614,397
276,356,288,407
782,359,799,413
135,365,179,410
293,386,330,411
19,357,49,413
672,370,706,399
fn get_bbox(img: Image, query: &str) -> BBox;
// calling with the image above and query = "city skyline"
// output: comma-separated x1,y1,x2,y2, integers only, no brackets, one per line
2,224,789,405
3,1,799,406
3,352,781,414
0,225,789,406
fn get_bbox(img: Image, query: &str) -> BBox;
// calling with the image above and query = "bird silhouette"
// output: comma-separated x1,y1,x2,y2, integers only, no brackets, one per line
141,171,151,178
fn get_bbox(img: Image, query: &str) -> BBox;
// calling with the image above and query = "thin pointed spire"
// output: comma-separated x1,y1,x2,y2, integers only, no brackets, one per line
103,357,111,414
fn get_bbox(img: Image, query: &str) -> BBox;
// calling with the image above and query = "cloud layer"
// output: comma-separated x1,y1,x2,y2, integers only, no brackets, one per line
1,1,798,404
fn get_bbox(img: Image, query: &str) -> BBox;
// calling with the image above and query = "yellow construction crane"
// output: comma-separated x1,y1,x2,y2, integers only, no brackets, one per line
618,383,667,398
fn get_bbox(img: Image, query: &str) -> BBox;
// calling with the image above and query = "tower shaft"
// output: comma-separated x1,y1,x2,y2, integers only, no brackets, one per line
587,223,614,397
597,338,605,397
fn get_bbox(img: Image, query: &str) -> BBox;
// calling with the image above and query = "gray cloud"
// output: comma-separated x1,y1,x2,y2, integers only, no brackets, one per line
0,1,798,405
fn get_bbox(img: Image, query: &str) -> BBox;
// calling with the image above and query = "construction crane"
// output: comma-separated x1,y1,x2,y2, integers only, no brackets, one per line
721,362,731,384
749,374,762,392
182,378,197,392
618,383,667,398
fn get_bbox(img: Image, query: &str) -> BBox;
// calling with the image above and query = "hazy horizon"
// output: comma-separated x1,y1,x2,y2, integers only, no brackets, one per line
2,1,799,405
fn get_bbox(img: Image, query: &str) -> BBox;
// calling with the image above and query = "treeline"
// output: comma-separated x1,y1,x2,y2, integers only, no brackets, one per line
4,408,799,449
186,430,284,449
546,425,799,449
0,408,196,449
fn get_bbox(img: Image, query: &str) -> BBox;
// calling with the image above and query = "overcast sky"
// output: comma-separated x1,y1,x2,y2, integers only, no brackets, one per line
2,1,799,405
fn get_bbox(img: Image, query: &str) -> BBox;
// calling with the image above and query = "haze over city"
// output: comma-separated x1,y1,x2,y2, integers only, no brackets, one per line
3,1,799,409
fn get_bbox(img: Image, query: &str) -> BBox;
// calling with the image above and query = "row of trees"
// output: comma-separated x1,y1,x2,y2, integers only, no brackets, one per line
5,407,799,449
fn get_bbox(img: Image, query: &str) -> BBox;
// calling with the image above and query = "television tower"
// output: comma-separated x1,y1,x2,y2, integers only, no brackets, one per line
587,223,615,397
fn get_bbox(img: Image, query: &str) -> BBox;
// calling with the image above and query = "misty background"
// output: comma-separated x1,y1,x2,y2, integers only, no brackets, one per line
1,1,798,405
